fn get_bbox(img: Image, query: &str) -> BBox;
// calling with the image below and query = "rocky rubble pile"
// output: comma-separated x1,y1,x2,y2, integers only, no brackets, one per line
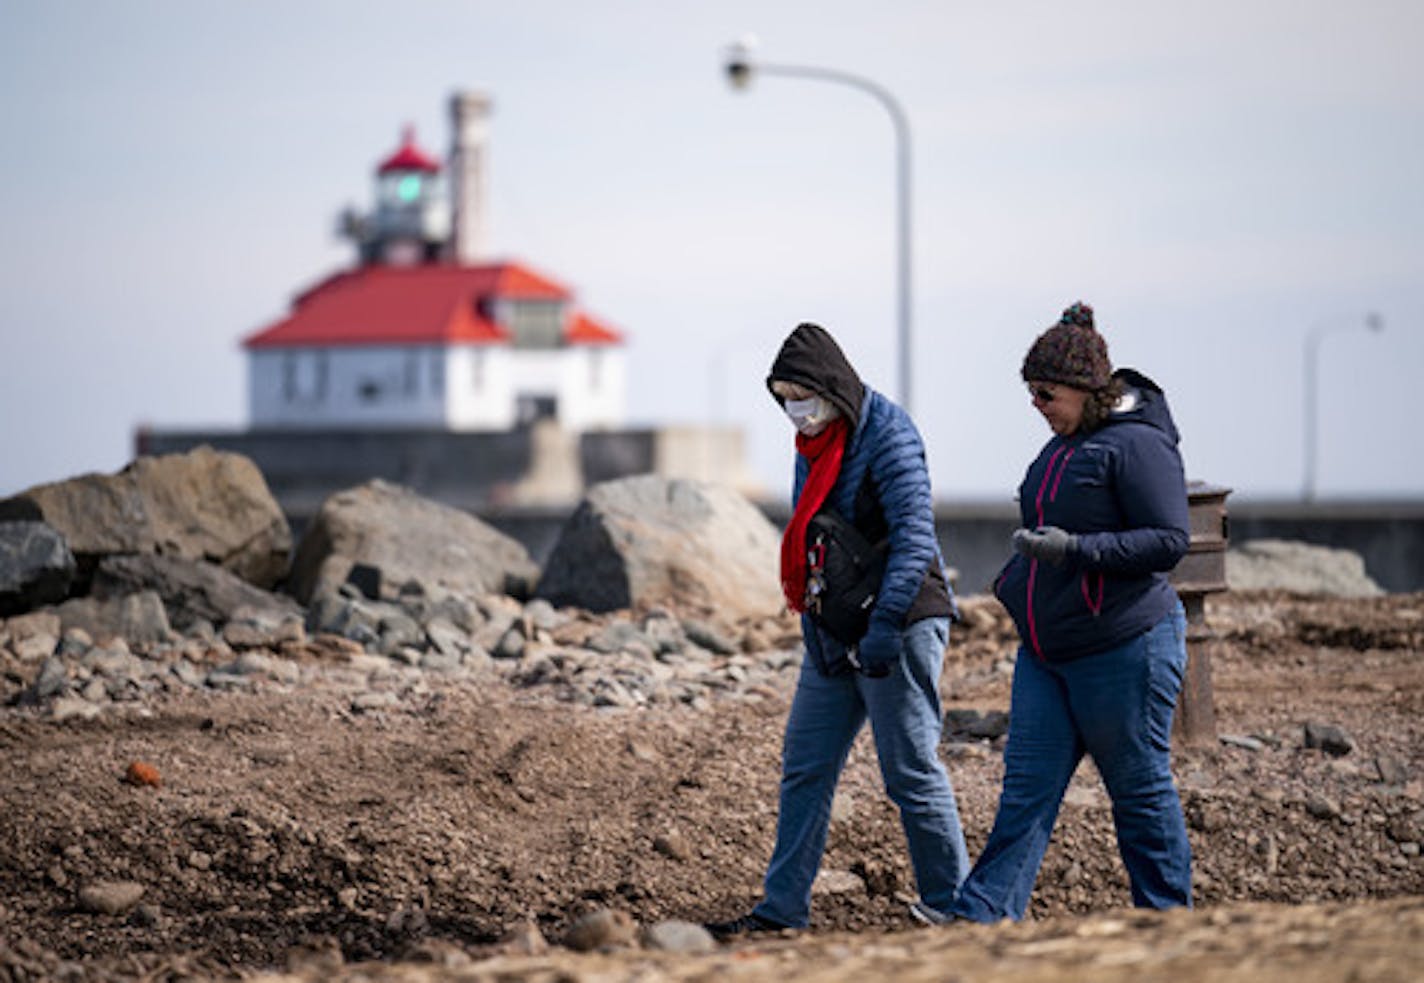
0,449,813,720
0,587,807,721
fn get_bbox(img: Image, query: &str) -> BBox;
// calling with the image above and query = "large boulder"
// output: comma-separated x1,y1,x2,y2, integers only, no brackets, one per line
0,521,76,616
1226,539,1384,598
90,554,302,633
0,447,291,589
286,480,540,605
535,475,782,617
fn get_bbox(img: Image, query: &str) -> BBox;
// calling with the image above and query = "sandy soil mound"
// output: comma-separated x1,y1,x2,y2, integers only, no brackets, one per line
1,590,1421,981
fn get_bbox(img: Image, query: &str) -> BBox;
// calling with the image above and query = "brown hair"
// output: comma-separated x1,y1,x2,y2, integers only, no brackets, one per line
1078,377,1125,434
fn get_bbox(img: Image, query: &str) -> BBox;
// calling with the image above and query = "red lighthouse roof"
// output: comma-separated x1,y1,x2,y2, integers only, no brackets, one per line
377,125,442,175
242,261,623,350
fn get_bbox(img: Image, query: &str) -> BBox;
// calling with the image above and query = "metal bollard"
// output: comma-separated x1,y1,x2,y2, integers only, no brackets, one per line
1167,481,1232,745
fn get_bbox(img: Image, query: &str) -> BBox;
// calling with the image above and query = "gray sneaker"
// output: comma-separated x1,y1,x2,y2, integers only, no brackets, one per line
908,899,954,926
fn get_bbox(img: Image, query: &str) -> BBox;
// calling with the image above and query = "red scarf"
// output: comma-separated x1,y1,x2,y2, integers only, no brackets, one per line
780,417,849,612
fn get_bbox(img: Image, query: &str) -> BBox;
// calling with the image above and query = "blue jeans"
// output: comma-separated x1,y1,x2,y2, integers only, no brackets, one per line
951,605,1192,922
753,617,969,927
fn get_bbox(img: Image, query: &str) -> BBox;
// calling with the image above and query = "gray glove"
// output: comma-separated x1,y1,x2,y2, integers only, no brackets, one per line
1012,526,1078,565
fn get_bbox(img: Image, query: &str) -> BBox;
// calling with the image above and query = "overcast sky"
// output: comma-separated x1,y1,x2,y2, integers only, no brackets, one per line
2,0,1421,503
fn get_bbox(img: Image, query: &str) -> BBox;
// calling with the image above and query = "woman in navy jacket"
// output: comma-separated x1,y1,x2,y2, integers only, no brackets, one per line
950,302,1194,922
706,322,969,937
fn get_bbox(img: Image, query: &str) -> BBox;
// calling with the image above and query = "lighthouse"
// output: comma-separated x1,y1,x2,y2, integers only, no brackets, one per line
243,92,626,434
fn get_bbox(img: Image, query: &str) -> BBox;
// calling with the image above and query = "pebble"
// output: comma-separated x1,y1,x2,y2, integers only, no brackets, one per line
563,908,637,951
1306,794,1342,821
78,881,145,916
812,869,865,896
351,691,399,713
1303,722,1355,757
1220,734,1265,752
643,920,716,954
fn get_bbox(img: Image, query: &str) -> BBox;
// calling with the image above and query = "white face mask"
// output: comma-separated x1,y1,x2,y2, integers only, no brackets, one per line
784,395,836,435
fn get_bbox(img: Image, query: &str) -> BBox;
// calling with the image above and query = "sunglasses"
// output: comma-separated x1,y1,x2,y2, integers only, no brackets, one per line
1028,384,1057,404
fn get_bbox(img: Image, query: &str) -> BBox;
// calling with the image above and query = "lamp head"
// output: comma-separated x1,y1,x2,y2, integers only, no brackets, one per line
724,35,758,90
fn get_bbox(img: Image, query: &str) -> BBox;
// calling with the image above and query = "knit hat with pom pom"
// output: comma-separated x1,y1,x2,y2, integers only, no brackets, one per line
1021,301,1112,390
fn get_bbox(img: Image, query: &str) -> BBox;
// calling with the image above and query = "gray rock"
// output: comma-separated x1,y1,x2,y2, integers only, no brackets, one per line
51,696,100,721
682,619,737,656
78,881,145,915
642,614,686,655
351,691,399,713
1221,734,1266,752
1303,721,1356,757
130,903,162,928
170,660,205,688
378,611,425,655
286,480,539,605
7,610,63,661
0,520,75,616
563,908,638,952
534,476,781,617
523,598,562,631
1306,794,1342,821
0,447,290,589
220,603,305,650
425,618,470,659
56,591,173,647
587,619,647,655
25,656,70,703
493,626,526,660
91,554,301,635
811,868,865,896
1375,753,1410,786
205,671,254,691
419,650,462,673
642,920,716,954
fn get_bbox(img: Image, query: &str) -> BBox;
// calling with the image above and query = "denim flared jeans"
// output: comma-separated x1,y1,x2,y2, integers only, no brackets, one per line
753,616,969,927
951,604,1192,922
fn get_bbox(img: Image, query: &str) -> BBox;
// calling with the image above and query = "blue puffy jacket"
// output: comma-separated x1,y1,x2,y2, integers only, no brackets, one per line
793,385,954,672
994,369,1189,662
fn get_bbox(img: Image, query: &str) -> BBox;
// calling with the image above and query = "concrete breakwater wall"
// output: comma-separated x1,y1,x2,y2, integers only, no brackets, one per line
288,498,1423,596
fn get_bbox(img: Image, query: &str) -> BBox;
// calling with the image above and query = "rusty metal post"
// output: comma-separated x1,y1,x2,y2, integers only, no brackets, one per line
1168,482,1232,746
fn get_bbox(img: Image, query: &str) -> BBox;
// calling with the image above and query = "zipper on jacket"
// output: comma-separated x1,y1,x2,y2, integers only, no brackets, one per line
1025,444,1070,659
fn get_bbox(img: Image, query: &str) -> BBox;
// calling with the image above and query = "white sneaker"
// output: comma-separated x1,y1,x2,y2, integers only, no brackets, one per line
908,899,954,926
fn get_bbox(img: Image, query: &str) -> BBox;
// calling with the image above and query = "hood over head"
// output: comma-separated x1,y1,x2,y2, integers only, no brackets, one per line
1107,367,1181,445
766,322,865,427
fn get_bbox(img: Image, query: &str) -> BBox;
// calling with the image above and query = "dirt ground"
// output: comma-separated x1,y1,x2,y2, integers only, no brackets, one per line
2,589,1422,982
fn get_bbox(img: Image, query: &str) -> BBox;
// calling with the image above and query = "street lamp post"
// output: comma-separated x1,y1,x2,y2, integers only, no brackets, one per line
724,38,915,415
1302,312,1384,501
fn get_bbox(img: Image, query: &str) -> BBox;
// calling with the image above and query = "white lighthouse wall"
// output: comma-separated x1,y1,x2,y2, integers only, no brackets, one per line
445,346,517,430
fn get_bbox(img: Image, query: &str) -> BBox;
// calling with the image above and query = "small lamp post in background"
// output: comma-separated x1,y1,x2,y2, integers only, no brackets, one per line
723,37,916,416
1303,312,1384,501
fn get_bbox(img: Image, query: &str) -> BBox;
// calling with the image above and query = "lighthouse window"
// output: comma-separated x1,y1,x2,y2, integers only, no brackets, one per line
283,351,327,403
397,174,423,202
509,300,564,350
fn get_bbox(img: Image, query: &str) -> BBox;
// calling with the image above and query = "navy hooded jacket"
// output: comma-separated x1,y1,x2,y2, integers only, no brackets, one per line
994,368,1189,662
767,323,954,674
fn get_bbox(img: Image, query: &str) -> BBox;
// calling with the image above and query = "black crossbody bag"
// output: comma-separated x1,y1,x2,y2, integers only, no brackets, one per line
805,479,890,646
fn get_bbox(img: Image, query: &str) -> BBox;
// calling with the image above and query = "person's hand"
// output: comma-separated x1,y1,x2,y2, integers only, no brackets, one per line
1012,526,1078,565
854,620,901,678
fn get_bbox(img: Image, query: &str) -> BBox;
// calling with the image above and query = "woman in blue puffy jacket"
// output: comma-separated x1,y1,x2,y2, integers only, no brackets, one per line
705,322,969,938
950,302,1194,922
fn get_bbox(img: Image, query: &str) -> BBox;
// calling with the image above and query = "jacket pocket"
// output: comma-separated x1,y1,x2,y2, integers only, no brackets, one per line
1079,571,1105,617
